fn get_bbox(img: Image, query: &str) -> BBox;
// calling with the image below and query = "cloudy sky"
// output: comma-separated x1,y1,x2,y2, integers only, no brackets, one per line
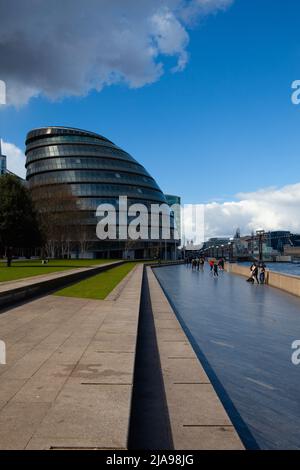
1,0,300,238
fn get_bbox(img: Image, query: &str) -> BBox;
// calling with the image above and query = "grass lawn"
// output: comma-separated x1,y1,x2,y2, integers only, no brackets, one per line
54,262,137,300
0,259,114,283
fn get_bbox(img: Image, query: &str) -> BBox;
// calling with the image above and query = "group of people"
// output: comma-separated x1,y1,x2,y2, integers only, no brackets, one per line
185,256,225,277
246,262,266,284
185,256,205,271
184,256,267,284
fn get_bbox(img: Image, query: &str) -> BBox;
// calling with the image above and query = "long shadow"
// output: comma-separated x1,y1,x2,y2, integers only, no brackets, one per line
153,268,260,451
128,269,174,450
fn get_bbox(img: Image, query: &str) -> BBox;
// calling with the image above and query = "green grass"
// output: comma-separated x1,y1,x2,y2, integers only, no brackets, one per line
0,259,114,282
54,262,137,300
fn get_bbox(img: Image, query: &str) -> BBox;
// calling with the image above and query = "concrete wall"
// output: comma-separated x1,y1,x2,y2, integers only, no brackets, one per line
226,263,300,298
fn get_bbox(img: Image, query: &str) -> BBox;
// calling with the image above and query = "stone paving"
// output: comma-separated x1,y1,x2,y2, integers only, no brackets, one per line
147,267,244,450
0,264,143,450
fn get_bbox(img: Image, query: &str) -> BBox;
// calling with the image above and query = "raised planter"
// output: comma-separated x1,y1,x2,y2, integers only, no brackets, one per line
0,261,125,310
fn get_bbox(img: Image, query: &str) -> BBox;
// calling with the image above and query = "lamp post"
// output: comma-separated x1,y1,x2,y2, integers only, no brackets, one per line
227,242,231,262
228,238,234,263
216,245,219,258
221,244,224,258
256,230,265,263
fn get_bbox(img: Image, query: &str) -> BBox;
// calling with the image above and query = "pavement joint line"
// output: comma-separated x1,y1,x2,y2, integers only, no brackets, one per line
167,357,196,359
182,425,234,428
95,351,134,354
80,383,132,386
162,340,188,343
173,382,211,385
23,403,53,450
158,327,180,330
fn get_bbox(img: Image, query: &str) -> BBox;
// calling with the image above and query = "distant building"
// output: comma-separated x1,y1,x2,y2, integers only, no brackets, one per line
266,231,293,253
283,246,300,257
0,139,23,180
202,237,230,250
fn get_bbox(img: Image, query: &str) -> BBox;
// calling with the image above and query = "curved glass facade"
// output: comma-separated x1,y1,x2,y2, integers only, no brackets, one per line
25,126,175,259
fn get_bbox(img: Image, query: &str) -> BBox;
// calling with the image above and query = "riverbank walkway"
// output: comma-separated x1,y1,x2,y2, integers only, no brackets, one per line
154,264,300,449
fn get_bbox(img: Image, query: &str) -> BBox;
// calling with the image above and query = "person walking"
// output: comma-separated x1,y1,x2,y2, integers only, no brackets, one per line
251,263,259,284
213,260,219,277
247,262,257,284
259,265,266,284
209,259,214,272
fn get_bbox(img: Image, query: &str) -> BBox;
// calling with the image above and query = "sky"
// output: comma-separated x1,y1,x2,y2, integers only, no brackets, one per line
1,0,300,239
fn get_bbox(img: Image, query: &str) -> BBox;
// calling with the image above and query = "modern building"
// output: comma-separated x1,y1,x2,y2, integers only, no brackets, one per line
0,139,23,180
25,126,177,259
202,238,230,250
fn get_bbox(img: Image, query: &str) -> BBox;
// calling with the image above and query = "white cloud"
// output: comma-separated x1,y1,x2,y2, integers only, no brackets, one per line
2,141,26,178
201,183,300,239
0,0,233,105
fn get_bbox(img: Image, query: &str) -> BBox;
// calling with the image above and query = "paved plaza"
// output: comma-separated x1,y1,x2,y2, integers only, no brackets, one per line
0,265,143,449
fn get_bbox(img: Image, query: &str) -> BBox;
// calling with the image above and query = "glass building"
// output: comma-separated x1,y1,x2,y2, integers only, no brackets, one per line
25,126,177,259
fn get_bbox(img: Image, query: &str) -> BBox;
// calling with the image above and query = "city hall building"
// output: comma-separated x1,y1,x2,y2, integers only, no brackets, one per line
25,126,179,259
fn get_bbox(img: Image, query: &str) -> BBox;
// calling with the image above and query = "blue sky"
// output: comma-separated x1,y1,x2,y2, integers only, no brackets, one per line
1,0,300,236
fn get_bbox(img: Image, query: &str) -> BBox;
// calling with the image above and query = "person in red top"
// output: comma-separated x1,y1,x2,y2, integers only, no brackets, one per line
209,260,214,272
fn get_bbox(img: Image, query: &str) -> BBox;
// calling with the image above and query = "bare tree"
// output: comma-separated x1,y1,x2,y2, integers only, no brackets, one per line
31,183,81,258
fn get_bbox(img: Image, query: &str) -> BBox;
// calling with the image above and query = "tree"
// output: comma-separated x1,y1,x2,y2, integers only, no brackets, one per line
0,174,42,265
31,183,83,258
